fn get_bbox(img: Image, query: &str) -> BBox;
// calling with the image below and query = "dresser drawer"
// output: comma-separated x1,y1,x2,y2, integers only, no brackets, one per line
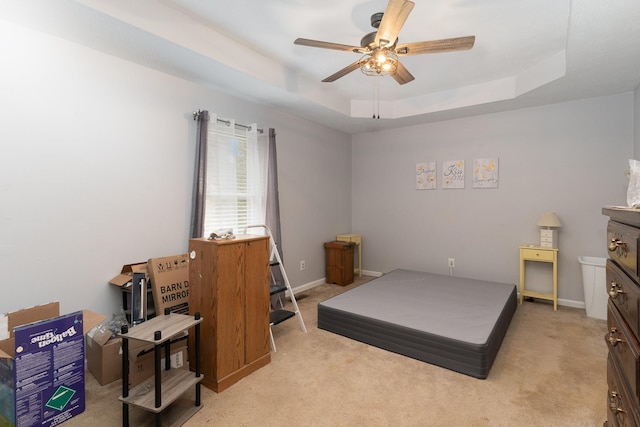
608,354,640,427
520,247,555,262
608,300,640,400
608,259,640,338
608,221,640,282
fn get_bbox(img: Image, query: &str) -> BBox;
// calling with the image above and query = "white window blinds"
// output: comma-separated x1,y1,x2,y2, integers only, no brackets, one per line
204,115,268,237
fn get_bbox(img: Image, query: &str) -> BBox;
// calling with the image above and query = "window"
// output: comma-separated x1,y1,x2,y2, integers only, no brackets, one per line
204,118,268,237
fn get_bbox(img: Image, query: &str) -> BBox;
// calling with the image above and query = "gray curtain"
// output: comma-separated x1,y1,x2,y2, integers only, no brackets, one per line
265,128,284,308
190,110,209,238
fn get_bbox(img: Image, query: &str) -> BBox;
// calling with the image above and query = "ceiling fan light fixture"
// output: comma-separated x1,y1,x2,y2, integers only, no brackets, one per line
360,51,398,77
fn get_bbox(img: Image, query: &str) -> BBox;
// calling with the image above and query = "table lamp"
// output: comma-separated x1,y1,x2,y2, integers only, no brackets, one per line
537,212,562,248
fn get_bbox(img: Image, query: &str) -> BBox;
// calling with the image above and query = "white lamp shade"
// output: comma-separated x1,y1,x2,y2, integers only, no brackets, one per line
537,212,562,228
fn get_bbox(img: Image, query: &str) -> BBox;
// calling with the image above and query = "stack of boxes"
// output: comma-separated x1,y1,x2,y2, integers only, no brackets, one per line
86,253,191,387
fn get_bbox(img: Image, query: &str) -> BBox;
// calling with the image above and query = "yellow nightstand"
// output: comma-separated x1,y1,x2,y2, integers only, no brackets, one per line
336,234,362,276
519,245,558,310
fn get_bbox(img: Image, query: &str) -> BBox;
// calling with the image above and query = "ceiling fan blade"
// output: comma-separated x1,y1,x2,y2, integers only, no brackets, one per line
294,38,364,53
396,36,475,56
391,60,415,85
322,60,364,82
375,0,415,48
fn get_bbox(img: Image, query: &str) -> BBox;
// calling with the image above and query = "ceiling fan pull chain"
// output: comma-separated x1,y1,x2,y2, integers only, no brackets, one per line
372,79,377,119
376,78,380,119
372,78,381,119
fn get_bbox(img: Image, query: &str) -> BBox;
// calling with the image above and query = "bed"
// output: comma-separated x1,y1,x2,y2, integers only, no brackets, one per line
317,269,517,379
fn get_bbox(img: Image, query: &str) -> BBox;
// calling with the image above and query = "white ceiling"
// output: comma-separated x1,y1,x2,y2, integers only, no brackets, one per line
2,0,640,134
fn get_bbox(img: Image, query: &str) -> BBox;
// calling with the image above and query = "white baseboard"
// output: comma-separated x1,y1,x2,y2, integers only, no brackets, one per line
362,269,383,277
517,291,586,310
287,270,383,297
287,278,326,297
557,298,585,310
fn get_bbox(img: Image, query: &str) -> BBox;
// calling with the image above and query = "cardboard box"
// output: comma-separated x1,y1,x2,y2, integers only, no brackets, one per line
85,334,122,386
0,302,104,427
86,330,188,388
129,338,188,388
147,255,189,315
109,262,148,288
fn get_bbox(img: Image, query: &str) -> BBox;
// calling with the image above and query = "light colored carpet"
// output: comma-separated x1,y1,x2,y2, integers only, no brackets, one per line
68,275,607,426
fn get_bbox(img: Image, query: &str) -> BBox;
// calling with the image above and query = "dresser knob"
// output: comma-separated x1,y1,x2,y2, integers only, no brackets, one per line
609,391,626,415
608,328,623,346
609,237,625,252
609,281,624,299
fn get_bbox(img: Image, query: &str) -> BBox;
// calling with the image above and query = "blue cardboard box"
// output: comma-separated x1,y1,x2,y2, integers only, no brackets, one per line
0,303,104,427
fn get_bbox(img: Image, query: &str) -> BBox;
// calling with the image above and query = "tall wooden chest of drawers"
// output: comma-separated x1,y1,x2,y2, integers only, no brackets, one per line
603,207,640,426
188,235,271,392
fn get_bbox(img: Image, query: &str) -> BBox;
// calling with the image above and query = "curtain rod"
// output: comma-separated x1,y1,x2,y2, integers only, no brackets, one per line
192,110,263,133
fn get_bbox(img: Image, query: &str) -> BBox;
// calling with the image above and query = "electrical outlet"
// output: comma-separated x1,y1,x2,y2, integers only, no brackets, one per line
448,258,455,268
300,260,305,271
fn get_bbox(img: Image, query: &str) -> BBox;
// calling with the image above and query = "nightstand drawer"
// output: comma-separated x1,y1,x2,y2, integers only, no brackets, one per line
521,248,555,262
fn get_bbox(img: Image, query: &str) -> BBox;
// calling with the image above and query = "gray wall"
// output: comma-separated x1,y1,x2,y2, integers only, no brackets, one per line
352,94,633,305
0,19,351,316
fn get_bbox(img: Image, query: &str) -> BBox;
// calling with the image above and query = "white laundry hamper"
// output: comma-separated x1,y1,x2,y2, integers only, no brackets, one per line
578,256,607,320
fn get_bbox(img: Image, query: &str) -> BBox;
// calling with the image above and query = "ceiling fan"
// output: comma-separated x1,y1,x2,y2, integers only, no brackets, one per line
294,0,475,85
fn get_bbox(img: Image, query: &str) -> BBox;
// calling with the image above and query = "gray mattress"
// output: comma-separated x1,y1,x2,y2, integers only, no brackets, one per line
317,269,517,379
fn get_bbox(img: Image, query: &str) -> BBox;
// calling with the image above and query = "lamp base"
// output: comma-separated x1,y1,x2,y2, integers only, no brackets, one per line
540,229,558,248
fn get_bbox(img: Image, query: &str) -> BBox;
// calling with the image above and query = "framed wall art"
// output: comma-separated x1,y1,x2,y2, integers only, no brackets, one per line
416,162,436,190
473,158,499,188
442,160,465,189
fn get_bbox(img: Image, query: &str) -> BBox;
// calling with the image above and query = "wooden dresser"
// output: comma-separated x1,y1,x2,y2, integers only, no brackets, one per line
603,207,640,426
188,235,271,392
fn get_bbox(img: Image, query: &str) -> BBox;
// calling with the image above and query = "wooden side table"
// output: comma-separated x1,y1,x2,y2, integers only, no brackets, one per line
519,245,558,310
336,234,362,276
324,241,355,286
